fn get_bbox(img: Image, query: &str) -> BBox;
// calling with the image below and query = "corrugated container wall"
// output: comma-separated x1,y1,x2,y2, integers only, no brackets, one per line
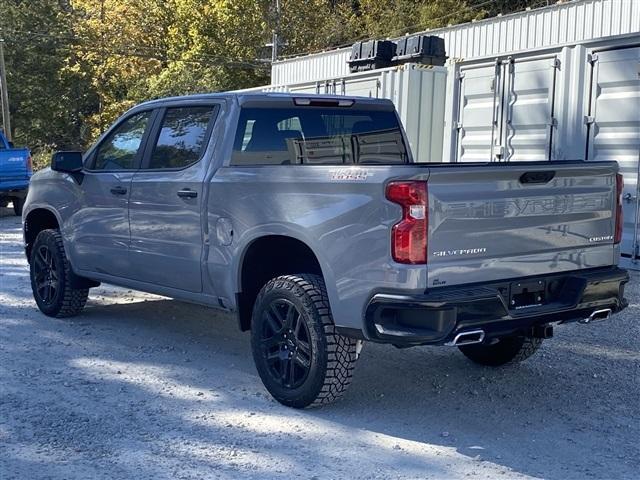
272,0,640,85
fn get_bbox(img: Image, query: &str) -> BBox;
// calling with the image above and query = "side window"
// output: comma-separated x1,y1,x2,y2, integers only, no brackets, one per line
147,106,215,169
231,110,304,166
93,111,151,170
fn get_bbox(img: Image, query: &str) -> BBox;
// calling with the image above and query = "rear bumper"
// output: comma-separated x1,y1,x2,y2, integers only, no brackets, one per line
0,184,29,198
361,266,629,346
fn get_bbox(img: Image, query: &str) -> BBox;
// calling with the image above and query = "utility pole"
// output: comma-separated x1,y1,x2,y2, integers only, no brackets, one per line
0,39,12,142
271,0,281,62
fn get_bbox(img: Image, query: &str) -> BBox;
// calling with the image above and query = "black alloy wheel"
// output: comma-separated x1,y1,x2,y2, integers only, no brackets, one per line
250,274,358,408
30,229,89,317
33,244,59,306
259,298,312,389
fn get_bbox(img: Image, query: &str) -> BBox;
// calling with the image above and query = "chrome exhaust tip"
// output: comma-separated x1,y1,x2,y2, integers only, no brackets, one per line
445,329,485,347
579,308,613,324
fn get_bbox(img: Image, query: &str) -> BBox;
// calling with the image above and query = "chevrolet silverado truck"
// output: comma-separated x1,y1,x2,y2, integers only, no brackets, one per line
22,93,629,408
0,129,32,216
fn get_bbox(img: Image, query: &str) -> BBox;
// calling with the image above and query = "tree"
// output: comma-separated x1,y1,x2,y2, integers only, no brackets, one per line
345,0,490,40
144,0,270,98
69,0,173,135
0,0,96,150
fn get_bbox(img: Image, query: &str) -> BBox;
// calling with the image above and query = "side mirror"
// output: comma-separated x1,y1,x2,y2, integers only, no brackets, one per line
51,151,84,173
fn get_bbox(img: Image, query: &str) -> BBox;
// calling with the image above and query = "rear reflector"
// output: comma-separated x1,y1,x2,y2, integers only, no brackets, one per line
386,181,428,264
614,173,624,244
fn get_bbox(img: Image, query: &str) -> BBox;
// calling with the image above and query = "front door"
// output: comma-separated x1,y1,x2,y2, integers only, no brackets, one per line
127,104,219,292
70,110,153,277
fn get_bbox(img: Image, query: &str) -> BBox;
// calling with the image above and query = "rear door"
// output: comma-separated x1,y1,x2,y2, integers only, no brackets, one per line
127,103,219,292
586,46,640,262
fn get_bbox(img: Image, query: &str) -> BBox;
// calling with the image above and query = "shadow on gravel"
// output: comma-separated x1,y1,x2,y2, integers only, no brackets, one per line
1,209,639,479
2,287,638,479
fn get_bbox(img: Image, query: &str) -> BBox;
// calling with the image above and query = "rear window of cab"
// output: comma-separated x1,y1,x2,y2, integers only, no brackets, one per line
231,106,408,166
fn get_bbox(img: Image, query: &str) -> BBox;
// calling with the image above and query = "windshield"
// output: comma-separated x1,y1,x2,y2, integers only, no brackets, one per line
231,106,408,166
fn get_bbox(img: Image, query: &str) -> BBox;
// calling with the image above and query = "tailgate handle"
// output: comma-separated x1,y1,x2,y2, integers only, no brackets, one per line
519,171,555,184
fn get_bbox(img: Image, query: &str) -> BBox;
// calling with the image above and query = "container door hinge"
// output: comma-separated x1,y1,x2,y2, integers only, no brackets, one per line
584,115,595,125
588,53,598,64
456,71,465,80
548,117,558,127
551,58,561,69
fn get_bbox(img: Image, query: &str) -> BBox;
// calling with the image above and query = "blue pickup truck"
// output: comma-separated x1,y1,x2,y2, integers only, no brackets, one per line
0,130,32,216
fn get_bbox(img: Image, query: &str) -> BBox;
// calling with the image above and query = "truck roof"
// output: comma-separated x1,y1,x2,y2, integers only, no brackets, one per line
131,92,395,112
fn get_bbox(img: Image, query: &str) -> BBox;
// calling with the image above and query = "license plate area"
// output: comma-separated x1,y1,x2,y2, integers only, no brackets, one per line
510,280,546,310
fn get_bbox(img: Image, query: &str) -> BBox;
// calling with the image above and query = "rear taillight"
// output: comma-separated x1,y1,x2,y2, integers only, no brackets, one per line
614,173,624,244
386,181,428,264
26,155,33,172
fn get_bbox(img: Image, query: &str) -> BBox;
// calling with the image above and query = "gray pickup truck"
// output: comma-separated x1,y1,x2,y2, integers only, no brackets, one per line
23,93,629,408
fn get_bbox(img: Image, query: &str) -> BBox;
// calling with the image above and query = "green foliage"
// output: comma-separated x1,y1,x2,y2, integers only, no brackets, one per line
31,148,56,172
0,0,97,150
0,0,542,157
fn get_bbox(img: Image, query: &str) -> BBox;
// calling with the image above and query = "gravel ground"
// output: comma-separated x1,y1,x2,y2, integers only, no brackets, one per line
1,208,639,480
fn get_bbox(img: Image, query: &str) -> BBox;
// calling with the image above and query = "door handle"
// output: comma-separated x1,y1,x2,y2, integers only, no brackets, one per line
110,186,127,195
177,188,198,199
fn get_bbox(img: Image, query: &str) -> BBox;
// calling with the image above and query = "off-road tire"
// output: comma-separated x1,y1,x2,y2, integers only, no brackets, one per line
12,197,24,216
459,335,543,366
251,274,358,408
30,229,89,318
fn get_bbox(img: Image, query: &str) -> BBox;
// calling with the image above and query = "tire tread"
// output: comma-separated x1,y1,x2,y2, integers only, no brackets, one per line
31,229,88,318
253,274,358,408
459,335,543,366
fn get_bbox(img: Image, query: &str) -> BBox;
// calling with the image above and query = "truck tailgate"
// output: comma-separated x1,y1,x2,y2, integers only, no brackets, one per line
0,148,30,181
426,162,619,288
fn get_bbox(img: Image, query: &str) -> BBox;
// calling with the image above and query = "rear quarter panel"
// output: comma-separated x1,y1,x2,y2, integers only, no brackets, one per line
207,165,429,330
